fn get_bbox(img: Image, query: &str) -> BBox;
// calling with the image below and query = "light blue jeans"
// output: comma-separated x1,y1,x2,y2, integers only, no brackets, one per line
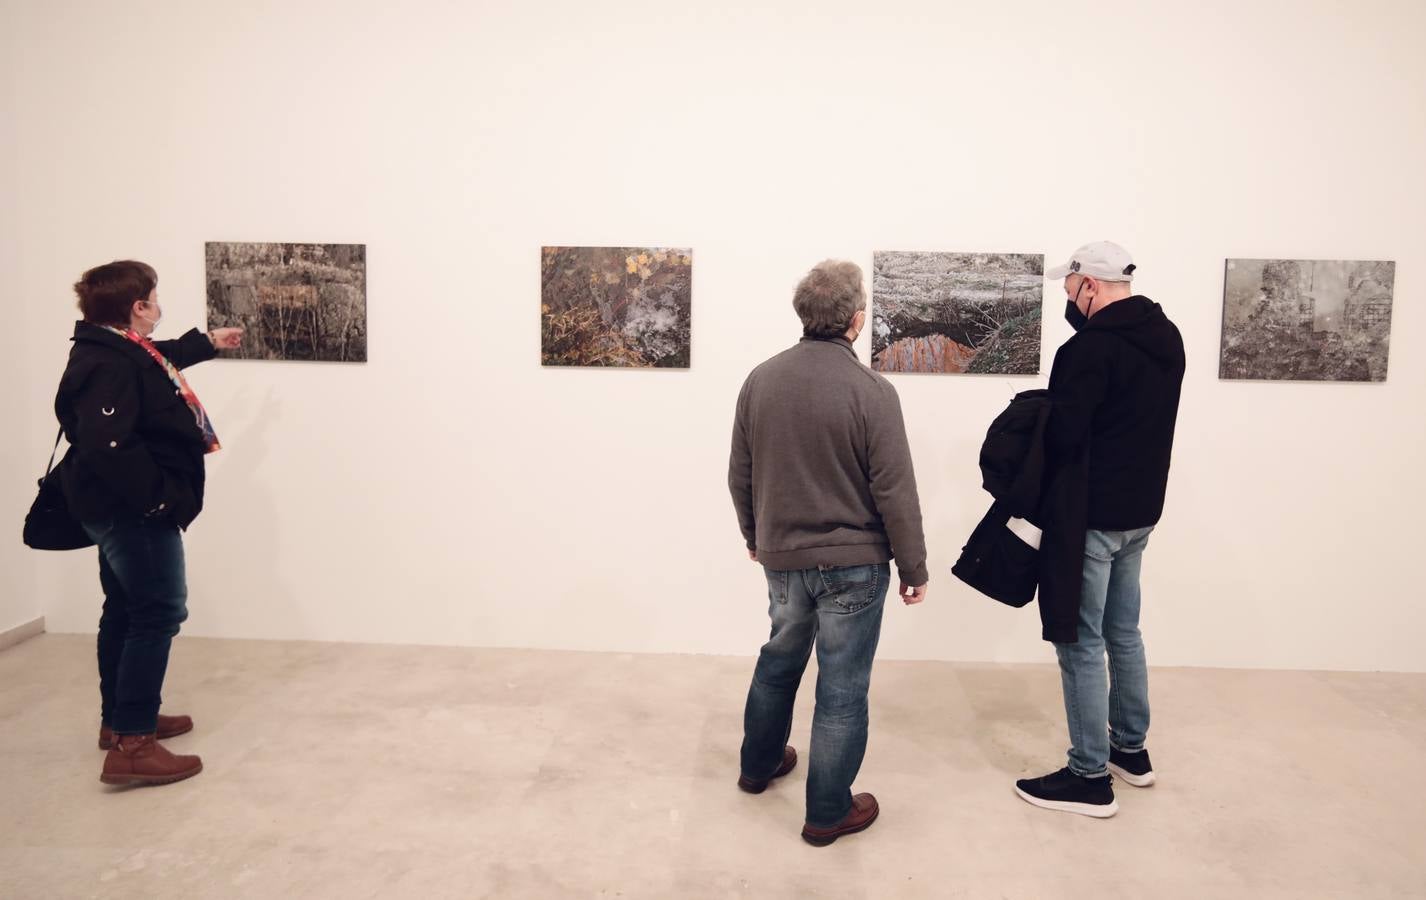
1054,527,1154,778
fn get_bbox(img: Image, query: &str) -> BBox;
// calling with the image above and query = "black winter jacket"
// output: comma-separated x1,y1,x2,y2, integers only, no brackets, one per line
1024,295,1185,642
1046,296,1186,530
952,388,1087,642
54,322,218,530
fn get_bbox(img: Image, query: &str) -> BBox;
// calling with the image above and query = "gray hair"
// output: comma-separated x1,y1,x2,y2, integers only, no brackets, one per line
793,260,865,338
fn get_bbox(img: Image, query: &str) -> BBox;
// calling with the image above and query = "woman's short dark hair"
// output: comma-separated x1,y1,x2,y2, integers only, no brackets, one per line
74,260,157,326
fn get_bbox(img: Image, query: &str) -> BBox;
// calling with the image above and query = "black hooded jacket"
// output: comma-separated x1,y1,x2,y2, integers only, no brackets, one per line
54,322,218,530
1047,295,1186,530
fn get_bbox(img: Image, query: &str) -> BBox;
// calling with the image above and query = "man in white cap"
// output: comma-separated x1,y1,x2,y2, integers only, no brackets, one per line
1014,241,1186,818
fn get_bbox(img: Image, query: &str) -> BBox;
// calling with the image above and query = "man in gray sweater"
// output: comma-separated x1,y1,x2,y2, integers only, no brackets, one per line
729,259,929,846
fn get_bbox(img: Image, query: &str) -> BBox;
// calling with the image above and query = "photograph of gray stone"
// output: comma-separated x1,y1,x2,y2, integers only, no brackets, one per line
541,246,692,368
871,251,1044,375
1219,258,1395,382
206,242,367,362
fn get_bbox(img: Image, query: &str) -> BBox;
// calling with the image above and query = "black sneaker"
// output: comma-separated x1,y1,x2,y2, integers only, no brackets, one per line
1014,768,1118,818
1107,747,1155,787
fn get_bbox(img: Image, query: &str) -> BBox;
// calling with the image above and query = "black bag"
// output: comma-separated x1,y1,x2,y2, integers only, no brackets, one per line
951,502,1038,608
23,428,94,551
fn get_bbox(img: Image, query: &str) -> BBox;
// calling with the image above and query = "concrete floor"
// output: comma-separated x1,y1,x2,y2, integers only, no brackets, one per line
0,634,1423,899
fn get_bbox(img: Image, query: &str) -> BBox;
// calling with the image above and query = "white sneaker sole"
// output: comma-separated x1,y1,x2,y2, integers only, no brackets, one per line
1014,785,1119,818
1107,762,1156,787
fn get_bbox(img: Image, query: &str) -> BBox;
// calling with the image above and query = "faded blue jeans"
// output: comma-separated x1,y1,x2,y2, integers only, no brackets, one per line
1054,527,1154,777
741,563,889,828
84,512,190,736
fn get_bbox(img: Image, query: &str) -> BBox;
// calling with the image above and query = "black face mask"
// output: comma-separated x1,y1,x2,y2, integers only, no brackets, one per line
1064,280,1090,331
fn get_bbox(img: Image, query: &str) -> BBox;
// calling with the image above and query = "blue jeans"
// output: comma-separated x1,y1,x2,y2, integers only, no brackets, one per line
1054,527,1154,778
741,563,889,828
84,513,189,736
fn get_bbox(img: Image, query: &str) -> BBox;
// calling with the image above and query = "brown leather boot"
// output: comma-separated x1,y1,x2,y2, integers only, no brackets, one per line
801,792,879,846
100,733,203,786
737,746,798,794
98,714,194,750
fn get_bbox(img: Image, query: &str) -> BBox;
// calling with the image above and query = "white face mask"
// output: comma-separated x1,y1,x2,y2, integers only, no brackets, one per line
137,302,162,335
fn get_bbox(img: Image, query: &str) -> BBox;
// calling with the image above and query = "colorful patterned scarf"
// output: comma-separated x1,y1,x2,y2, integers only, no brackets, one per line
103,327,221,454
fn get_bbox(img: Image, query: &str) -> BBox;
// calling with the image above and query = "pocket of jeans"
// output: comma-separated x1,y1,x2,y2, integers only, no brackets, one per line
765,569,789,605
818,564,879,613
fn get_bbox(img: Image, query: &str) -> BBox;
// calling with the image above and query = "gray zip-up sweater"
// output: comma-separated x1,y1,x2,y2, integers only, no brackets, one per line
729,336,929,586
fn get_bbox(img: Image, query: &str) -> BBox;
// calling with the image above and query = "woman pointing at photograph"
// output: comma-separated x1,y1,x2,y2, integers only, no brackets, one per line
55,260,241,787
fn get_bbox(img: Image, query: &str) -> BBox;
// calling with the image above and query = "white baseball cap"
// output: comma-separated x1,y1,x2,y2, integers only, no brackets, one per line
1046,241,1137,282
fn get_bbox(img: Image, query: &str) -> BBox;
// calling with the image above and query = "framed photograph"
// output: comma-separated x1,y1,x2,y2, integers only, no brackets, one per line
872,251,1043,375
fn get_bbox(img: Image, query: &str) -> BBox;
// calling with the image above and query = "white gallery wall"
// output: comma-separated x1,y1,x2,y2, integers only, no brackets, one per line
2,15,40,638
4,0,1424,671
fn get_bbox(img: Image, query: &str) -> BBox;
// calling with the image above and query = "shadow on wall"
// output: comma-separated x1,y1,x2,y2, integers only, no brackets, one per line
880,385,1046,661
187,387,298,641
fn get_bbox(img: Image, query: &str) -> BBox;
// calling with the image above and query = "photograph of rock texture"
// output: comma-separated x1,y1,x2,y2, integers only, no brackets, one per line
871,251,1044,375
206,242,367,363
541,246,692,368
1219,258,1395,382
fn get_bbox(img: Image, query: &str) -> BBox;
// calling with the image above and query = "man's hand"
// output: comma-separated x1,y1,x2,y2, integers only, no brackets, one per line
748,549,758,563
209,327,245,350
899,581,928,605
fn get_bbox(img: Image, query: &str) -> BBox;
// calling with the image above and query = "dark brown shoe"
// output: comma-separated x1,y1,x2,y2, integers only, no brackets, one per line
801,792,879,846
737,746,798,794
100,733,203,787
99,714,194,750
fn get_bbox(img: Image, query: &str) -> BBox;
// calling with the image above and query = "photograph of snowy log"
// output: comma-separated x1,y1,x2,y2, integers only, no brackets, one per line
206,242,367,363
541,246,692,369
871,251,1043,375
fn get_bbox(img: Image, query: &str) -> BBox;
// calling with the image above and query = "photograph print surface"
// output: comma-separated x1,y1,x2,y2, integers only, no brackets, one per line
871,251,1044,375
206,242,367,363
1219,258,1394,382
541,246,692,368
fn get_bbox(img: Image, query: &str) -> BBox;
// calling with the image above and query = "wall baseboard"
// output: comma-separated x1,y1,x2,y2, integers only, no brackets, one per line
0,617,45,652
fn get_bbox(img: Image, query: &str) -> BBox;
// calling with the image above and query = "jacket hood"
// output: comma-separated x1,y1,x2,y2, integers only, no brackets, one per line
1085,296,1183,368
